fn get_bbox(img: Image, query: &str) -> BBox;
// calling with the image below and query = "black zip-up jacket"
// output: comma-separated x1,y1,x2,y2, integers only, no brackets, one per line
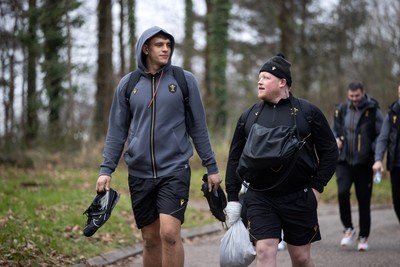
225,95,338,200
387,102,400,170
333,95,384,166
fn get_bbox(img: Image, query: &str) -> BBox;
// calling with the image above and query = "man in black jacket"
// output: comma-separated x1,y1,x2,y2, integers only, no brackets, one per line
333,81,384,251
225,54,338,267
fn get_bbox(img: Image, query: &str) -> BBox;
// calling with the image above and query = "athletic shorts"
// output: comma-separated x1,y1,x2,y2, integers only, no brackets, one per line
244,187,321,246
128,166,191,229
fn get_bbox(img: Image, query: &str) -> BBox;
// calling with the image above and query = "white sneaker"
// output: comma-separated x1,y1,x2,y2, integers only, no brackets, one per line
340,228,356,247
278,240,286,251
357,237,369,251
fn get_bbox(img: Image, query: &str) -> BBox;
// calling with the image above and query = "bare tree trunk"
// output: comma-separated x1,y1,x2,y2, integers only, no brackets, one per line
204,0,213,123
65,0,75,137
204,0,230,130
278,0,295,57
119,0,126,77
183,0,194,71
4,17,18,145
94,0,114,139
25,0,39,148
41,0,67,141
128,0,136,70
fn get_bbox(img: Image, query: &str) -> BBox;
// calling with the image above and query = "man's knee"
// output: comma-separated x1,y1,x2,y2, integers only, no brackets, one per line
142,231,161,249
159,214,181,246
288,244,313,267
160,224,181,246
141,221,161,249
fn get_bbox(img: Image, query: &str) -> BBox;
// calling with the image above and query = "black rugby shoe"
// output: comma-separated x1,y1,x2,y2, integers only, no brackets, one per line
201,174,227,227
83,188,120,237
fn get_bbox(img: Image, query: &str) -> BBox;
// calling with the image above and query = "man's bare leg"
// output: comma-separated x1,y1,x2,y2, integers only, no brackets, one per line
255,238,279,267
159,213,184,267
287,243,315,267
141,219,162,267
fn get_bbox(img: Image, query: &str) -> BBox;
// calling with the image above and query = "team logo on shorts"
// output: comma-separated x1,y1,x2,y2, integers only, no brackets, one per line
180,199,186,206
169,84,178,93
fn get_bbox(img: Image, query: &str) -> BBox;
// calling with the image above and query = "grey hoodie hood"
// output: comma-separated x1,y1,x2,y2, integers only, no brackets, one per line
135,26,175,73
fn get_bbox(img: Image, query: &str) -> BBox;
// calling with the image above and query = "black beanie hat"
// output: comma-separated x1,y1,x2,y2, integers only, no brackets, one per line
259,53,292,86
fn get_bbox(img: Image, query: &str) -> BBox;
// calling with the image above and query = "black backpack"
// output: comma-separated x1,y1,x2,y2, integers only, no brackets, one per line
124,65,193,126
237,97,314,191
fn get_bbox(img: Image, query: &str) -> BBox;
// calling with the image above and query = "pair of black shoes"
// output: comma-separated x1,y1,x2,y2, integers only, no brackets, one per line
201,174,227,227
82,188,120,237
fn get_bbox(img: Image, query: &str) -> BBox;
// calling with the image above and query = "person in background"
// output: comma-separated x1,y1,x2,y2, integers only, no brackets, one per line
373,83,400,223
333,81,384,251
96,26,222,267
225,54,338,267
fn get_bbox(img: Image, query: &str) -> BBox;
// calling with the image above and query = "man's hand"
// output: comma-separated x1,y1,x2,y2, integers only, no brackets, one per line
96,175,111,192
225,201,242,226
312,188,320,202
372,160,384,173
207,173,223,192
336,137,344,149
239,182,249,196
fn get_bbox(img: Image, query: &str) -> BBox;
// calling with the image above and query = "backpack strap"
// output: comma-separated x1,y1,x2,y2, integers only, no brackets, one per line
125,70,141,102
171,66,192,127
296,98,312,124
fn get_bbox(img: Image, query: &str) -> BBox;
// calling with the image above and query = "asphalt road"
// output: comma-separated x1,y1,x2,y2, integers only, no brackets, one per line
83,204,400,267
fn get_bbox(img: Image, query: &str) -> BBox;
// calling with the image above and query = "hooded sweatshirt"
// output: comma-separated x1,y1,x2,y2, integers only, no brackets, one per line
100,26,218,178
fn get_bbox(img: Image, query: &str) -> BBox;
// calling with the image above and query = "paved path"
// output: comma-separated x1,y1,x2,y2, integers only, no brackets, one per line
82,204,400,267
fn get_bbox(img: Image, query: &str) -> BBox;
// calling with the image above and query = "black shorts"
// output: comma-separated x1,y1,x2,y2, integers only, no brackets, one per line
244,187,321,246
128,166,191,229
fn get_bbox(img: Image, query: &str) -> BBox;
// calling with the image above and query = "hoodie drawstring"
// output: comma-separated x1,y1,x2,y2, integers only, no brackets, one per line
148,70,164,108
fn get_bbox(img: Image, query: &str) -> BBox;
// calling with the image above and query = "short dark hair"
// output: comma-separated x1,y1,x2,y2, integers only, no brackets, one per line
145,32,172,46
347,81,364,92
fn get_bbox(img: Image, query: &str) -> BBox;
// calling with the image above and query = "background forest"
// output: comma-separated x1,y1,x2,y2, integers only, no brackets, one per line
1,0,399,265
1,0,399,159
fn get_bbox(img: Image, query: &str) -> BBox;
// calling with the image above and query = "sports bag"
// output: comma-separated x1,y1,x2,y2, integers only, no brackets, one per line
239,124,300,170
236,99,306,190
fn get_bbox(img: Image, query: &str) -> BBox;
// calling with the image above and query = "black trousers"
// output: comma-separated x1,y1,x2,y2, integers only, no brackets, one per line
390,168,400,223
336,162,373,238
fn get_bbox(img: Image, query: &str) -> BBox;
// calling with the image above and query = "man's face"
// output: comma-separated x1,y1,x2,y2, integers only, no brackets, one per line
144,36,171,69
257,72,284,101
347,88,364,107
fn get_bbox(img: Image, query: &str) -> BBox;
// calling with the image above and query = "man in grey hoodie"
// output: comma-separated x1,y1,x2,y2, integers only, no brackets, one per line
95,26,222,266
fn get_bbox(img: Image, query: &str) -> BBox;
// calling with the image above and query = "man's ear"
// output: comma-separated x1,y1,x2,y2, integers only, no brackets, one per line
280,78,287,87
143,45,149,55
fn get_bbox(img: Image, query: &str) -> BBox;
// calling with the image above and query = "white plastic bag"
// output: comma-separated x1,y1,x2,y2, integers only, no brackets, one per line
220,219,256,267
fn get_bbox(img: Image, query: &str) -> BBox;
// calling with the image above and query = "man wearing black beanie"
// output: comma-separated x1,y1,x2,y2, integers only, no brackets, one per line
225,54,338,266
